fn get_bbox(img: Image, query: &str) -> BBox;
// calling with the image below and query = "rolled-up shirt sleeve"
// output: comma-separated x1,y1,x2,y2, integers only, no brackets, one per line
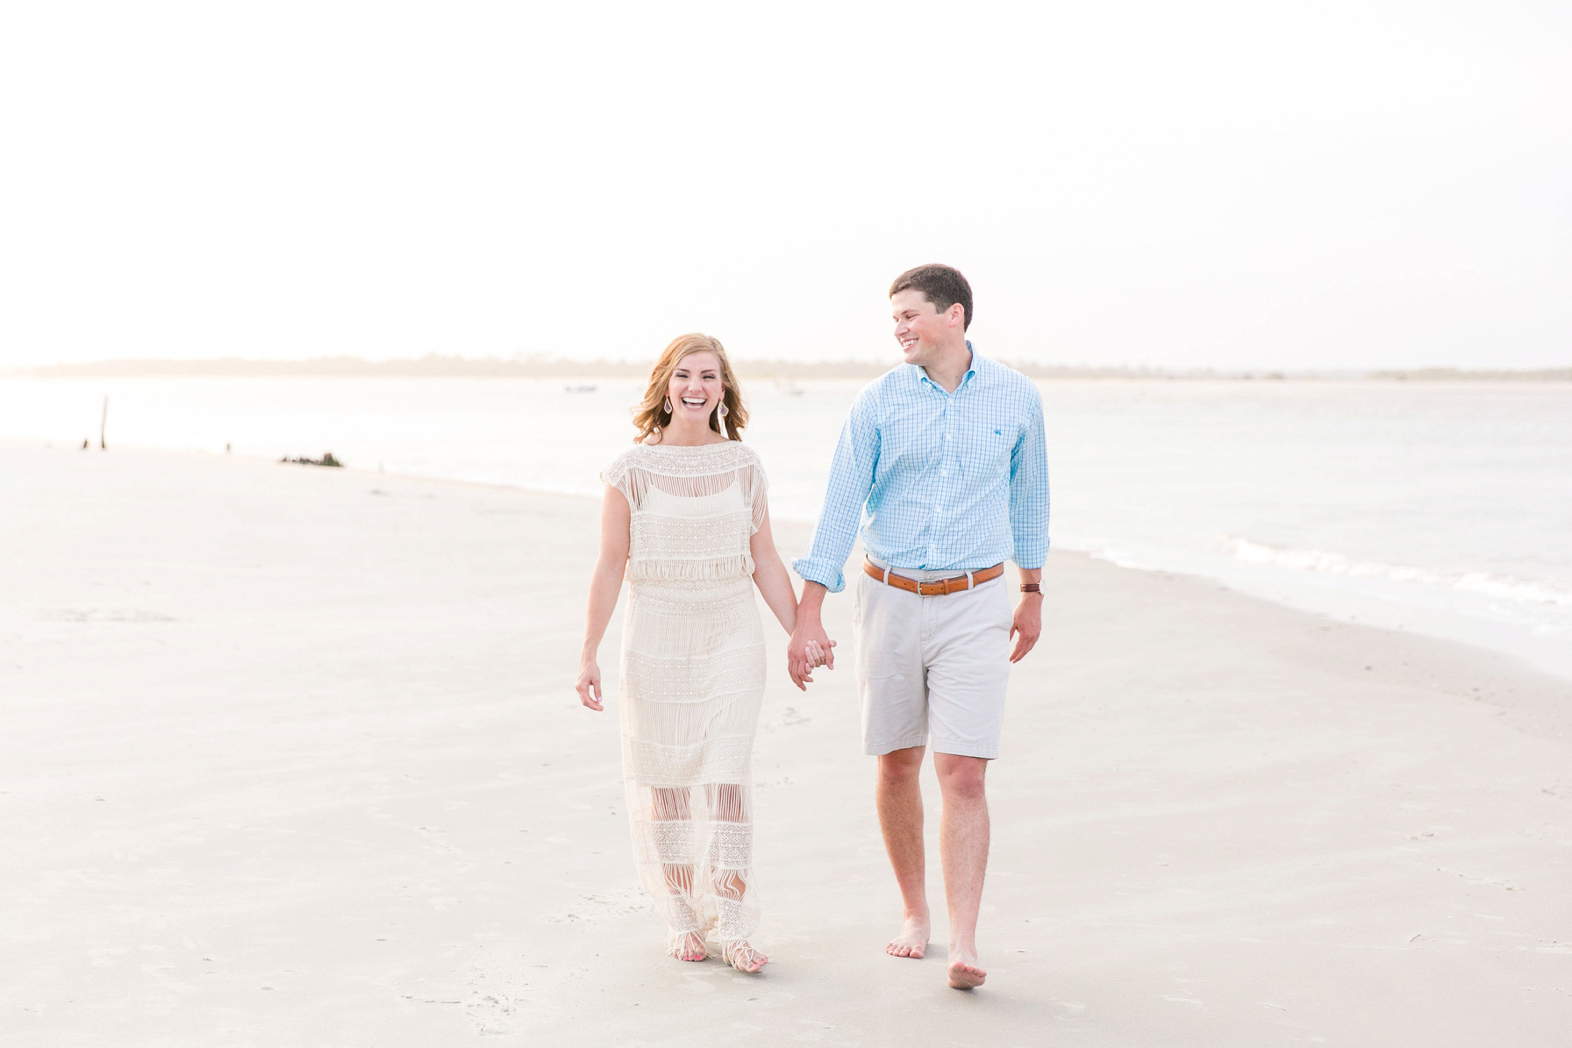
1008,389,1050,569
792,390,880,593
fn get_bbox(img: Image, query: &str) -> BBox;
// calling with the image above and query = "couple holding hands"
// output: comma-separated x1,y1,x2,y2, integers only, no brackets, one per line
576,264,1050,989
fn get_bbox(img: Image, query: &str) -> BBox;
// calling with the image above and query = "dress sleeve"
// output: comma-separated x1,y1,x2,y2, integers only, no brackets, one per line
748,454,770,534
600,450,637,508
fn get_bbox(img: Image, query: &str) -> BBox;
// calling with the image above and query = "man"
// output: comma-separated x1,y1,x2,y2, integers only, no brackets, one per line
788,264,1049,990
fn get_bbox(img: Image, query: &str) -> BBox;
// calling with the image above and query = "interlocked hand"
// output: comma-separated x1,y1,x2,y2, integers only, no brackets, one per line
787,623,836,690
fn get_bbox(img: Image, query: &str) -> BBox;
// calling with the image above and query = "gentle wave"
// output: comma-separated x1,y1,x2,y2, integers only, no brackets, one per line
1079,547,1159,572
1223,536,1572,607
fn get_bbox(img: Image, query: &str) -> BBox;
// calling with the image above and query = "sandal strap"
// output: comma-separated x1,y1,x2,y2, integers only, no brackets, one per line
722,940,766,970
668,931,708,960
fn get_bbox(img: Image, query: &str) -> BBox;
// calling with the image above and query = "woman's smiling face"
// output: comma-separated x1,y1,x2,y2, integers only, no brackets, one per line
667,351,724,425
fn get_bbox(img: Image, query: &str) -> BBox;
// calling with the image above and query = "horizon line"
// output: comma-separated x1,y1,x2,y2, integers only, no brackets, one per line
6,356,1572,382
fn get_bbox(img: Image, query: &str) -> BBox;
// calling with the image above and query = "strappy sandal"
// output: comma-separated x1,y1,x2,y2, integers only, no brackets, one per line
668,931,708,962
721,940,768,973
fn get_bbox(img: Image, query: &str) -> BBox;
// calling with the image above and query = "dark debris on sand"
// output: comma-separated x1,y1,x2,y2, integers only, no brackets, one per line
281,452,343,467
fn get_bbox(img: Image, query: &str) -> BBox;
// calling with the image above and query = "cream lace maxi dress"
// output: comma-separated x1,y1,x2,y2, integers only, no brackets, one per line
602,440,769,953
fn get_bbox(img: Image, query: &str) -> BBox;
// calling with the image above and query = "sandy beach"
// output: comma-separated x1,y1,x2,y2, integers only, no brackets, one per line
3,440,1570,1047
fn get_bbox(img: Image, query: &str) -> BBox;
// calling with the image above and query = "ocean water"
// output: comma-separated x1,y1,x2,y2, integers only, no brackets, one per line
4,375,1569,680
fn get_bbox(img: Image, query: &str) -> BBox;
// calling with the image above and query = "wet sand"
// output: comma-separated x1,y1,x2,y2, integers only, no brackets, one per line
3,441,1569,1046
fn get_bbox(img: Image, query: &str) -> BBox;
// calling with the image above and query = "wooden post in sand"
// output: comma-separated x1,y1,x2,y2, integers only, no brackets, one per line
100,396,109,450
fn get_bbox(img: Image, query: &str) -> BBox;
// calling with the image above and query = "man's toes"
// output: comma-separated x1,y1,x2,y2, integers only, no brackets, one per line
947,962,986,989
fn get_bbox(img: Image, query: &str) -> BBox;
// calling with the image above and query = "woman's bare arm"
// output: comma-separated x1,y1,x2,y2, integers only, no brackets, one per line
750,499,799,636
576,485,631,710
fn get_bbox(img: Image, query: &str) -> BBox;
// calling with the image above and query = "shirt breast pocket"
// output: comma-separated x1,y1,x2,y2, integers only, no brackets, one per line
968,420,1013,474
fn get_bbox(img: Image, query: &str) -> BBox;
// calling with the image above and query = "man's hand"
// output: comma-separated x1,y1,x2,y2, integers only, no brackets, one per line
788,621,836,690
786,581,835,690
1009,593,1043,663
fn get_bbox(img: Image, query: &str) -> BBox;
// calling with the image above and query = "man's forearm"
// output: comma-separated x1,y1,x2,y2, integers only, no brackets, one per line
795,581,829,628
787,580,834,687
792,410,877,594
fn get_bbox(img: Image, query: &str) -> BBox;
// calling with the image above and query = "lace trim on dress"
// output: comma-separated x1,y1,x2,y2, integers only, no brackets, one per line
627,734,754,787
603,441,762,483
602,443,768,535
707,822,752,869
644,820,696,864
658,895,702,935
714,896,754,941
635,819,751,870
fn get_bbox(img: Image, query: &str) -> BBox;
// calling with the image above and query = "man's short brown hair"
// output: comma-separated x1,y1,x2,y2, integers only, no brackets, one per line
889,264,973,330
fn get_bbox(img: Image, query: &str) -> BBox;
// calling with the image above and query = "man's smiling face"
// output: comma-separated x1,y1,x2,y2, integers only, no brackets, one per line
891,289,960,368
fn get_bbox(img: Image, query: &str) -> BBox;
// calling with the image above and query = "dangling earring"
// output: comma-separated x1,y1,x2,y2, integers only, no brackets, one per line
663,396,672,413
715,401,729,437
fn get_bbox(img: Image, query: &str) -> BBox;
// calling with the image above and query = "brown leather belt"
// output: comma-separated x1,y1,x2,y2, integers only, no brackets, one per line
864,560,1004,597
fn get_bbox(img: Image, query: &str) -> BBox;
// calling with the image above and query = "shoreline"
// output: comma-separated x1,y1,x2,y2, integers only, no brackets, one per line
8,432,1567,689
3,442,1570,1044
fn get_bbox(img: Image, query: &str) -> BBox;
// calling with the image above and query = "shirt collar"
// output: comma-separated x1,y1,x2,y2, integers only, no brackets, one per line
913,340,980,393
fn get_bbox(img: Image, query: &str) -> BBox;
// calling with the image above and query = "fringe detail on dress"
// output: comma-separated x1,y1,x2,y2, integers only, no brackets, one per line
626,554,756,584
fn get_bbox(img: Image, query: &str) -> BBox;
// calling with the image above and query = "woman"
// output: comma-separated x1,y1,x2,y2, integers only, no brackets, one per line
575,333,820,973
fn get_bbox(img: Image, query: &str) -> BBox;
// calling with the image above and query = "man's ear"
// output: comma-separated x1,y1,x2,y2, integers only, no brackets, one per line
948,302,966,326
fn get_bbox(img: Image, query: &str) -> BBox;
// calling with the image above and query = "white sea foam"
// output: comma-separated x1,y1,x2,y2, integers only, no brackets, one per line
1223,536,1572,607
1081,548,1160,573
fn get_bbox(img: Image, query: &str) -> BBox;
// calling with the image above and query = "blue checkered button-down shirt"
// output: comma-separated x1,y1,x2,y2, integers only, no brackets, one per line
793,345,1050,593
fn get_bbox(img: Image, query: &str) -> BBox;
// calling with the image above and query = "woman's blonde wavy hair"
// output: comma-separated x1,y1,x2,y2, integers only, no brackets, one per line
632,333,748,443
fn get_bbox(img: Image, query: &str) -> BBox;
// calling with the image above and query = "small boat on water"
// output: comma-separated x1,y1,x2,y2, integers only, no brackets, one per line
564,383,598,394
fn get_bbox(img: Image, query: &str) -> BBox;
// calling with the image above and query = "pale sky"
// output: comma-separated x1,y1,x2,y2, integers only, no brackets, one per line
2,1,1568,370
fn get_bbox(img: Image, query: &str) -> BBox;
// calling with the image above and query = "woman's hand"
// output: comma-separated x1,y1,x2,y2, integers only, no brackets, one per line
804,639,835,669
576,658,604,711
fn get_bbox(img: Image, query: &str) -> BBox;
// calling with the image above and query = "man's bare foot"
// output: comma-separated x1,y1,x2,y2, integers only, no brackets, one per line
721,940,768,973
668,931,707,962
885,917,930,958
947,951,986,989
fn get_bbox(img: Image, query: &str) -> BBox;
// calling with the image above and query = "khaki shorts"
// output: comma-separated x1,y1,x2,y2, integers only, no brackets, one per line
852,561,1014,759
